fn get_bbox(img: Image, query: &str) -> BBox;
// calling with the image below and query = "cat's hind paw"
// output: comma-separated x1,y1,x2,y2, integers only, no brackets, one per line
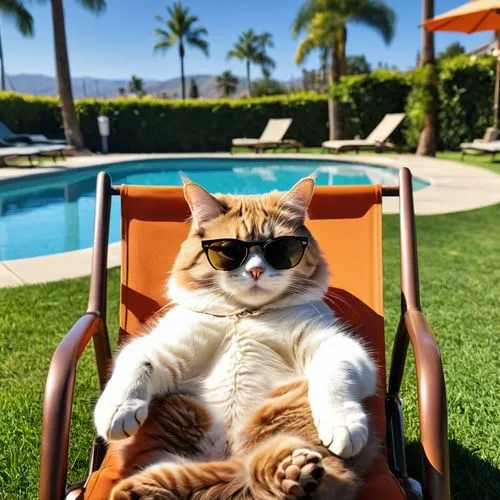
94,397,148,441
277,448,324,499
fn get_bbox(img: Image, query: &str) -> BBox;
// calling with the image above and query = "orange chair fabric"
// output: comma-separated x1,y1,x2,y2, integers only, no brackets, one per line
85,185,405,499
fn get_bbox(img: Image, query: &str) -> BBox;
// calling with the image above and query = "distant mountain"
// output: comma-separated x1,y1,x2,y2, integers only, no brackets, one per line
5,73,303,99
5,73,253,99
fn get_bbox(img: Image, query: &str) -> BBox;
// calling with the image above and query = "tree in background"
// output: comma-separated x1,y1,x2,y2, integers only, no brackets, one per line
346,54,371,74
43,0,106,150
154,1,208,100
216,70,239,97
189,78,199,98
128,75,145,96
417,0,437,157
0,0,33,91
293,0,396,140
250,77,285,97
227,29,275,97
438,41,465,60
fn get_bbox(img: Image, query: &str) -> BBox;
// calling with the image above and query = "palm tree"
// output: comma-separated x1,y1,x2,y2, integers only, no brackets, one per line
154,1,208,100
46,0,106,150
216,70,239,97
227,29,275,97
416,0,437,157
0,0,34,91
293,0,396,140
128,74,145,96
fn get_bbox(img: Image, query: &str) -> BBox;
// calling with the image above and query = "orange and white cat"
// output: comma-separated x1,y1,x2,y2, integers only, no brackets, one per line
94,177,378,499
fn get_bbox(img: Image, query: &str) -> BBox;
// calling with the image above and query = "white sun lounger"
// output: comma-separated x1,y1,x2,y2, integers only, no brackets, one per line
322,113,406,154
232,118,301,152
460,139,500,160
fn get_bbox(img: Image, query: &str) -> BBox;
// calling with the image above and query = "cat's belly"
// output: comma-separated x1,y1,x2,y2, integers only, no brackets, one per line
200,330,295,435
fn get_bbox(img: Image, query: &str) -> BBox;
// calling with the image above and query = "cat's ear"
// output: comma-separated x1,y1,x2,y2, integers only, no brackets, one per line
183,180,225,228
279,176,315,222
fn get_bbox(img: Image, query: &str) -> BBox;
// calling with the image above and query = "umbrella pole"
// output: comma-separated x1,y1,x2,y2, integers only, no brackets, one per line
495,32,500,130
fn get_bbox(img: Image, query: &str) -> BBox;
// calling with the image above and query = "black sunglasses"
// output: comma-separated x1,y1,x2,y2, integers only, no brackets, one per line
201,236,309,272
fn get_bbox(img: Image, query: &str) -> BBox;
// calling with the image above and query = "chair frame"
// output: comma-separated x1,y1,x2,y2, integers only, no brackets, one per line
39,168,450,500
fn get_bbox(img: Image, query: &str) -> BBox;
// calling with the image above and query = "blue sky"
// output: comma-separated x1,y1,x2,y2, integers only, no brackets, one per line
1,0,491,81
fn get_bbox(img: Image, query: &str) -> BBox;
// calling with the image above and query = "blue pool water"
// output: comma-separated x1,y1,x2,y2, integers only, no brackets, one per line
0,158,428,260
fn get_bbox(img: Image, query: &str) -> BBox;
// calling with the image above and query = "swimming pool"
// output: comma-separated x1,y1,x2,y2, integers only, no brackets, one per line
0,157,428,261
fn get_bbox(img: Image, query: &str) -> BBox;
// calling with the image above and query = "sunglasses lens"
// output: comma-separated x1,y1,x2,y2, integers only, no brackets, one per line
265,238,306,270
206,240,247,271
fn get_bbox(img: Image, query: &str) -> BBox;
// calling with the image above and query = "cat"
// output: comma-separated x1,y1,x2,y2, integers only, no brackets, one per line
94,176,379,499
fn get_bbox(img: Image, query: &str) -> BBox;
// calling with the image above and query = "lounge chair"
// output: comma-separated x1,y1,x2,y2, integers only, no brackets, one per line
40,170,450,500
0,138,69,161
0,120,67,146
232,118,301,152
0,144,43,166
322,113,406,154
460,129,500,160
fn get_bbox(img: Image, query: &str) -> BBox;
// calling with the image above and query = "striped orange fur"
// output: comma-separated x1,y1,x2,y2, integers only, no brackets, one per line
110,380,377,499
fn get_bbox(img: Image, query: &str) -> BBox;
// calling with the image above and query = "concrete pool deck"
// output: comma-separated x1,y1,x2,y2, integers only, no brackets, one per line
1,152,499,287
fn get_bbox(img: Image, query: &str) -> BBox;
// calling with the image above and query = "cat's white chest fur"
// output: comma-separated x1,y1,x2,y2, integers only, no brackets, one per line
201,314,296,432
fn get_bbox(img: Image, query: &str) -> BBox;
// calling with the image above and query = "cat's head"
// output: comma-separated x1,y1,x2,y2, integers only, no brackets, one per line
168,177,328,314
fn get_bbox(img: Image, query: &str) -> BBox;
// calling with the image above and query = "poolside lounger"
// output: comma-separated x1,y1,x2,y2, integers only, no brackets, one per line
0,145,42,166
232,118,301,152
322,113,406,154
40,170,450,500
460,136,500,161
0,138,69,161
0,120,67,146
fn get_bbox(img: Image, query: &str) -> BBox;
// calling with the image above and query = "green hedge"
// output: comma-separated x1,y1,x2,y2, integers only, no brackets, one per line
0,92,329,152
0,57,495,152
437,55,495,150
332,70,411,142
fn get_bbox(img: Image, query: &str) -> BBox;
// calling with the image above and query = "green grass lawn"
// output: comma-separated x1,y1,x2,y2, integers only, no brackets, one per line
1,159,499,498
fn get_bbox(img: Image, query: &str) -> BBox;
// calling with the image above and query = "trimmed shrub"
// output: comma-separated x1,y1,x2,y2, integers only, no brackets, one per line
0,92,329,152
437,55,495,150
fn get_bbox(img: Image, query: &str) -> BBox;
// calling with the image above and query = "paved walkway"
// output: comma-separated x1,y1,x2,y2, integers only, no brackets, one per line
1,152,499,287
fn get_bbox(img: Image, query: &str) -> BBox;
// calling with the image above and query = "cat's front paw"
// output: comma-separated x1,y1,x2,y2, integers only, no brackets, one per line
94,397,149,441
313,401,369,458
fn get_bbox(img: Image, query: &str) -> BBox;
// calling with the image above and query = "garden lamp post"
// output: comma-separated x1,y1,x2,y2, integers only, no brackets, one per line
97,115,110,154
423,0,500,131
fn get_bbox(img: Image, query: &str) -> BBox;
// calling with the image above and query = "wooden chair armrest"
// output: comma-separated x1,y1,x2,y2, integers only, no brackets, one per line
39,313,106,500
404,309,450,500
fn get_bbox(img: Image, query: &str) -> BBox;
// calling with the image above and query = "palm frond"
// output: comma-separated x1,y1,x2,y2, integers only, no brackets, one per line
227,48,245,61
0,0,34,36
258,32,274,49
186,36,209,57
77,0,106,15
294,36,317,65
291,0,317,38
351,0,396,44
188,27,208,38
153,28,172,39
153,39,175,53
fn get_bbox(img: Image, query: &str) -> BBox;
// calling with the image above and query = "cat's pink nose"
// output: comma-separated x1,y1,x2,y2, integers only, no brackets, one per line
249,267,264,280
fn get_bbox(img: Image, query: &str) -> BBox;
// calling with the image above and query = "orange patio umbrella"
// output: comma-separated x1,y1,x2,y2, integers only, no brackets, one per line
424,0,500,33
423,0,500,129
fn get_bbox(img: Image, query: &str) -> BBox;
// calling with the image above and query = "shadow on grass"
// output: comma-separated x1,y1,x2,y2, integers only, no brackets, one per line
405,440,500,499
